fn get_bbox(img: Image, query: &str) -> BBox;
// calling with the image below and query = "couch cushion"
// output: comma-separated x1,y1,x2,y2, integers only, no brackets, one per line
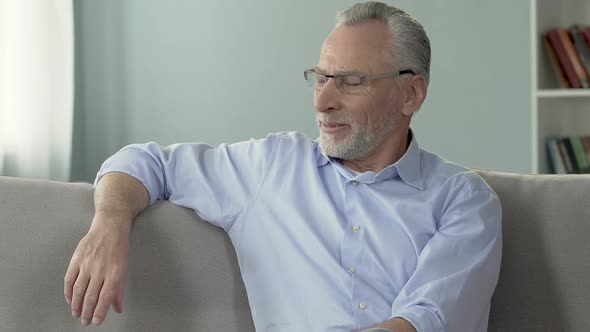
2,172,590,331
477,170,590,331
0,176,254,331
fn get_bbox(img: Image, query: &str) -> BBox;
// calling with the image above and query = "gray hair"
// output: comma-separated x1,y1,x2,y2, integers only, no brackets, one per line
335,1,431,84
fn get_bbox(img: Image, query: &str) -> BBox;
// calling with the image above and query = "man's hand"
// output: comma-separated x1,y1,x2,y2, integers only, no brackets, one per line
64,213,132,326
359,317,416,332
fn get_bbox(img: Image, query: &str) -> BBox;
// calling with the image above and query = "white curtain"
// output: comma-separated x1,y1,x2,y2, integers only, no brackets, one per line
0,0,74,181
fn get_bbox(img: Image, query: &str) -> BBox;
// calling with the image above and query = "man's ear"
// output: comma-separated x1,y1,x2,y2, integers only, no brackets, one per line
400,75,428,117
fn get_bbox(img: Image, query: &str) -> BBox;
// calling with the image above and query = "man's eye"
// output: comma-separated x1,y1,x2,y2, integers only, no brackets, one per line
341,75,362,85
316,75,328,85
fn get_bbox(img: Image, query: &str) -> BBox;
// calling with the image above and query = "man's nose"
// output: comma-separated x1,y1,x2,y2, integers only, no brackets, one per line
314,78,342,113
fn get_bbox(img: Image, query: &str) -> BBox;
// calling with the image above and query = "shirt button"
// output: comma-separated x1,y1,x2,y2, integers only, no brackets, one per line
347,266,356,273
359,302,368,311
351,180,359,186
352,224,361,232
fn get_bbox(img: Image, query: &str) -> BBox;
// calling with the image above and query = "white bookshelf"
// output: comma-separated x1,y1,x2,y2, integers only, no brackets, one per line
532,0,590,173
537,90,590,98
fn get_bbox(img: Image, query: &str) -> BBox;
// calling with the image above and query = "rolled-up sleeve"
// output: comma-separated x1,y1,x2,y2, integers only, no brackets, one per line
94,135,277,231
390,184,502,332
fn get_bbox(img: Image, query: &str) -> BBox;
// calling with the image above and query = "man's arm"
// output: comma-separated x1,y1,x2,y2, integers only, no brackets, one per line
64,172,149,326
63,136,279,326
387,176,502,332
360,317,416,332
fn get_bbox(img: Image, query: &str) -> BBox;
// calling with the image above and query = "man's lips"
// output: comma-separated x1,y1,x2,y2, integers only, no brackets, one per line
320,122,349,134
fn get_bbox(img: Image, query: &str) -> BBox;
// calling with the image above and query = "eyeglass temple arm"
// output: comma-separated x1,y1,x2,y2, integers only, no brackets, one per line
362,69,416,82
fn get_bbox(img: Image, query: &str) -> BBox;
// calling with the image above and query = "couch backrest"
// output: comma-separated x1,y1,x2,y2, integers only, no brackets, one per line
1,172,589,331
0,176,254,331
477,170,590,331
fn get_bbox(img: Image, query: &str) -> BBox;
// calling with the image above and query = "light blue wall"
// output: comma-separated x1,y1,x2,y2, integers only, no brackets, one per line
71,0,531,182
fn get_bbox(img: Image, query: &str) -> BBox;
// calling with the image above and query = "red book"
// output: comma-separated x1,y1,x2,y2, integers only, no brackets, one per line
547,29,582,88
582,27,590,48
544,35,569,88
570,26,590,85
557,28,589,88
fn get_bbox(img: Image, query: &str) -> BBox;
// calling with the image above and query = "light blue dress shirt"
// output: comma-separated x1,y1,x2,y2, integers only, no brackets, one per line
95,130,502,332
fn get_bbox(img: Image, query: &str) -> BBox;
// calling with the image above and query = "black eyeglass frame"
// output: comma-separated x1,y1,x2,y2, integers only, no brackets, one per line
303,67,416,91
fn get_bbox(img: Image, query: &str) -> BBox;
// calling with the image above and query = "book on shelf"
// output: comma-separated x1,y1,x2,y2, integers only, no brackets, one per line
546,135,590,174
582,28,590,51
546,137,567,174
570,136,589,173
543,35,569,88
583,136,590,167
557,138,574,173
562,137,579,173
543,26,590,89
571,26,590,84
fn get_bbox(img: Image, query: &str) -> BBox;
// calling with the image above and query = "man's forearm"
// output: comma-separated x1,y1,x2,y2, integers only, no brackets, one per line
65,171,150,326
93,171,150,230
359,317,417,332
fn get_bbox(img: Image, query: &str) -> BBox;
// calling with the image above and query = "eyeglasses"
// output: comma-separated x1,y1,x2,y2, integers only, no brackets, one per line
303,67,416,94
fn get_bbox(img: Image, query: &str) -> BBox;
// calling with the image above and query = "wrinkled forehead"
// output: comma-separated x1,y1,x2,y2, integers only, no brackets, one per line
318,21,394,74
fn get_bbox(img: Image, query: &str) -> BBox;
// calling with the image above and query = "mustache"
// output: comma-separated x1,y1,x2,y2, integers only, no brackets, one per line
316,115,352,126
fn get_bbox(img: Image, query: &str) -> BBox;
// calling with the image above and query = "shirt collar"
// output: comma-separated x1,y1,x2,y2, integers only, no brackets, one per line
314,129,424,190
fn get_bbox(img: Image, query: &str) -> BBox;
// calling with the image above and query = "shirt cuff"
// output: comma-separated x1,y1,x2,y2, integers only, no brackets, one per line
391,305,445,332
94,148,163,206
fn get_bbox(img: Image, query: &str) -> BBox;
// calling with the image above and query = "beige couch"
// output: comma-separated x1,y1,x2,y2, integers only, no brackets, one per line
1,170,589,331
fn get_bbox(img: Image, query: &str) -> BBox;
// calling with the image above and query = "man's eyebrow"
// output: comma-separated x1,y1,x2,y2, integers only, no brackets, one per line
315,67,364,75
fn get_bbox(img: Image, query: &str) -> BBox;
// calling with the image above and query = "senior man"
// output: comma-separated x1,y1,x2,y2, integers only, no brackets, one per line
64,2,502,331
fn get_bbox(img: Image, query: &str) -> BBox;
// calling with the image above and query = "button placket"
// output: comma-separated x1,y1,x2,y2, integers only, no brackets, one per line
345,223,361,275
341,174,367,324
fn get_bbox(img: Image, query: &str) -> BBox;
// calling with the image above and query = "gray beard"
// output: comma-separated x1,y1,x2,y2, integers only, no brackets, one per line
318,117,396,160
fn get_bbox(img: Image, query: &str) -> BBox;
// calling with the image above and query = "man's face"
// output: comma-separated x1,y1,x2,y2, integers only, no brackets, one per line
315,21,405,160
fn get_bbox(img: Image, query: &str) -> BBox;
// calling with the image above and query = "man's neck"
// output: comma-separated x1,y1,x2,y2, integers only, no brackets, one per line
341,128,410,173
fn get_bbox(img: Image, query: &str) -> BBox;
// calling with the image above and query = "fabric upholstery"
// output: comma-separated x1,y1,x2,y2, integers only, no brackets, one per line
477,170,590,331
0,171,589,331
